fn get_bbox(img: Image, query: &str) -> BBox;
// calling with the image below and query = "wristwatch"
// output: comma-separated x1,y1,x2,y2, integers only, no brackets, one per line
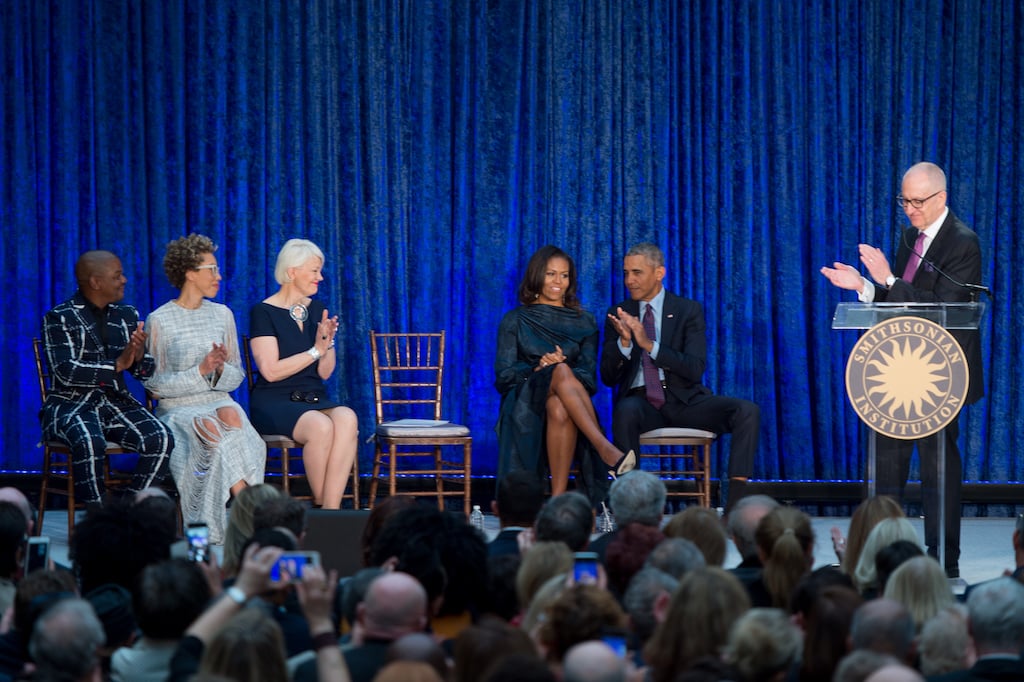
307,346,322,361
884,275,897,287
225,586,247,605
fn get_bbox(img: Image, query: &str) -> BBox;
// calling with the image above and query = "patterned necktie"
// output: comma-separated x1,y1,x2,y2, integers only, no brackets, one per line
642,303,665,409
901,231,928,283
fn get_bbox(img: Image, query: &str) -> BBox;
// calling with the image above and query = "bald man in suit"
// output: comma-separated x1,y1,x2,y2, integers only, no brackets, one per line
821,161,985,577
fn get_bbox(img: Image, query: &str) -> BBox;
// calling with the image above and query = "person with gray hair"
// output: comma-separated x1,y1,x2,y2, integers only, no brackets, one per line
834,651,902,682
821,161,984,579
534,492,594,552
723,607,802,682
29,597,105,682
622,567,679,651
562,640,626,682
849,598,917,665
249,238,358,509
727,494,780,567
864,663,925,682
601,242,761,512
917,604,972,677
930,577,1024,681
589,470,665,560
644,537,705,580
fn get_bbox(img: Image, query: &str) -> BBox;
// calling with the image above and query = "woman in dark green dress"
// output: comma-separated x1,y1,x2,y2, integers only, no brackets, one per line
495,245,636,499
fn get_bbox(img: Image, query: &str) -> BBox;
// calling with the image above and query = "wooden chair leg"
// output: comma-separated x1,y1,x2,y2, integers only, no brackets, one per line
37,449,52,537
65,455,76,534
388,445,398,499
349,459,359,510
368,445,382,510
434,446,444,511
463,442,472,517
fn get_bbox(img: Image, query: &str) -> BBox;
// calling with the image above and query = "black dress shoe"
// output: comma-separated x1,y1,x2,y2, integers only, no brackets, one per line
609,450,637,478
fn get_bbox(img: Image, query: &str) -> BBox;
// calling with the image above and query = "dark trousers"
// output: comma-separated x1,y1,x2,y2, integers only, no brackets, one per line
46,399,173,503
610,391,760,505
874,416,962,570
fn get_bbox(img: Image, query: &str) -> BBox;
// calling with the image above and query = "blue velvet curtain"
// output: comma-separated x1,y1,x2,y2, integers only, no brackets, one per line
3,1,1022,493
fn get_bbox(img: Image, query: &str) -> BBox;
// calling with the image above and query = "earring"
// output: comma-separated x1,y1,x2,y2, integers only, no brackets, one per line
534,293,539,299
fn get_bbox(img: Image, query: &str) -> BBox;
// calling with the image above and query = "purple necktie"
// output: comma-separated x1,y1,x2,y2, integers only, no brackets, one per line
901,231,928,283
642,304,665,409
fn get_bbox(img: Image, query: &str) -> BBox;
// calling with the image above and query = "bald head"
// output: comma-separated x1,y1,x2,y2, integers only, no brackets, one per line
850,598,916,661
74,251,118,287
902,162,946,191
563,640,626,682
864,664,924,682
75,250,126,307
0,488,33,535
360,571,428,639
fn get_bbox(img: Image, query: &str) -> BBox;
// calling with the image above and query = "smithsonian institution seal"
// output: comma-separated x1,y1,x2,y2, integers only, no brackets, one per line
845,316,969,440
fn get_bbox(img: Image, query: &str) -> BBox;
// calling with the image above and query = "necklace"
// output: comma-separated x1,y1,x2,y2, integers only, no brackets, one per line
288,303,309,322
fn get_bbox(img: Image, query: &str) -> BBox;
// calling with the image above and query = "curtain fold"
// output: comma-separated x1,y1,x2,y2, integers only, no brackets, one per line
3,0,1021,493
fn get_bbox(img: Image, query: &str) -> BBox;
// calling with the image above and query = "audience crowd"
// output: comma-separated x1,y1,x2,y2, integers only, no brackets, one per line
0,479,1022,682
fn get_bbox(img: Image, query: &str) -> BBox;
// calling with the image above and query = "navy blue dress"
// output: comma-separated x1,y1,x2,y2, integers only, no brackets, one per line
248,300,339,437
494,304,610,506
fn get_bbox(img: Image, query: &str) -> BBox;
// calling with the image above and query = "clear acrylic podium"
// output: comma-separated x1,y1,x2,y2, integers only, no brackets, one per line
831,301,986,571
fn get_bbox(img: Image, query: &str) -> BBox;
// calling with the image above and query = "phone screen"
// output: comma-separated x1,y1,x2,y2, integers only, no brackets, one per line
572,551,600,584
269,551,321,584
25,537,50,574
186,524,209,563
601,631,628,658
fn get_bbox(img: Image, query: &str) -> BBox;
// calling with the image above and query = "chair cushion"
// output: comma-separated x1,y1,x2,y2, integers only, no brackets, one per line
377,420,470,438
639,427,716,440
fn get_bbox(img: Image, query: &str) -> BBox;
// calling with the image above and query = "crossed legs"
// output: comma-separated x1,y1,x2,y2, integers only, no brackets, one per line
545,364,624,495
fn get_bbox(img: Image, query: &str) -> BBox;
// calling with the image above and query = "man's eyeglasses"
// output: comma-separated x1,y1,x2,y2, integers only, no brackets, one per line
195,264,221,276
290,391,320,404
895,190,943,209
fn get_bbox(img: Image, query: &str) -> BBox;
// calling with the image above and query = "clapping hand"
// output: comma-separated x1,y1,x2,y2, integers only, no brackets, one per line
314,309,339,355
608,308,651,351
115,322,148,372
199,342,229,376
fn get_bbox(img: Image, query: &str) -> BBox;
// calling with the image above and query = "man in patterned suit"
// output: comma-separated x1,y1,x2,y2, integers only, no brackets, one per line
40,250,172,507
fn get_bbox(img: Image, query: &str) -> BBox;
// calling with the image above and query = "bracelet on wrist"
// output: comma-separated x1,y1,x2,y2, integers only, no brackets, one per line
225,586,247,605
307,346,322,361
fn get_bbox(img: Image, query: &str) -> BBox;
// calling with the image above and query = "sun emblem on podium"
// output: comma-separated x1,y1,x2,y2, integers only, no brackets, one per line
846,316,969,439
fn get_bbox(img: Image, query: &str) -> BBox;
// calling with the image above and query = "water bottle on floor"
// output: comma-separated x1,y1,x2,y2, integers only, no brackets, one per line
470,504,485,532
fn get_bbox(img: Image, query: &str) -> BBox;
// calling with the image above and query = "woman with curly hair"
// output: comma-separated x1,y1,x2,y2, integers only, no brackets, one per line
145,234,265,543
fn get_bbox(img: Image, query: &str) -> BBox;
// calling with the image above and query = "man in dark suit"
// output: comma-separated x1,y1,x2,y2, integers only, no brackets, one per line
40,250,172,506
600,243,760,511
821,162,984,577
488,469,544,557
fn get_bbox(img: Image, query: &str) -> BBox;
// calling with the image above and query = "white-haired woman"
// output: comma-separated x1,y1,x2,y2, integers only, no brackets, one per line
249,239,358,508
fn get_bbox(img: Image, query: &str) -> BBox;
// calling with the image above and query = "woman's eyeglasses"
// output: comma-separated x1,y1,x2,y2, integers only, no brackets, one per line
290,391,320,404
